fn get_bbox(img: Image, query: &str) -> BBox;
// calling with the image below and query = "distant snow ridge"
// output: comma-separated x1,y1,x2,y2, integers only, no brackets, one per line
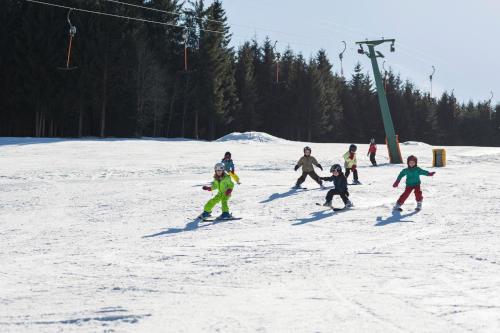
401,141,430,147
216,132,285,143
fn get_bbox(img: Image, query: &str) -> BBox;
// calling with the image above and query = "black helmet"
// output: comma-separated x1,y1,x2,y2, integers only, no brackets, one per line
349,144,357,152
330,164,342,173
224,151,231,157
407,155,417,167
303,146,312,153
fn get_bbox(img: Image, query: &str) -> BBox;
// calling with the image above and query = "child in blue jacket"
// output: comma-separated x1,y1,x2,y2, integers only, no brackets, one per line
222,151,240,184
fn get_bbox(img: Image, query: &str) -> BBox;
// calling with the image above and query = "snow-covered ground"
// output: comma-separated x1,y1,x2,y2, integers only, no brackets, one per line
1,133,500,332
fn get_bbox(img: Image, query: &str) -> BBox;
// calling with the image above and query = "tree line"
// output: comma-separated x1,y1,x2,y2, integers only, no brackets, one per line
1,0,499,146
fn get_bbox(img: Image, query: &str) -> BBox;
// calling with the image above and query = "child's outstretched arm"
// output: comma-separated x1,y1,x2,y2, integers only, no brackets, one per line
294,157,303,171
393,169,407,187
417,167,435,177
312,157,323,171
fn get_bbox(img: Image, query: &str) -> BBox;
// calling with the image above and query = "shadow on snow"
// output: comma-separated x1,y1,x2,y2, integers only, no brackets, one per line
292,209,338,226
143,218,231,237
375,210,418,226
260,187,322,203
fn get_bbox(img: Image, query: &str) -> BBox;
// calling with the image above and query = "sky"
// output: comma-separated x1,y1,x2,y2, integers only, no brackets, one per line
214,0,499,105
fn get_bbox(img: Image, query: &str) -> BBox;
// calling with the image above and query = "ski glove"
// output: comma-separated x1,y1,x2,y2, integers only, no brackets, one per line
318,164,323,171
202,186,212,191
225,188,233,196
294,165,299,171
351,165,357,170
428,172,436,176
392,180,400,188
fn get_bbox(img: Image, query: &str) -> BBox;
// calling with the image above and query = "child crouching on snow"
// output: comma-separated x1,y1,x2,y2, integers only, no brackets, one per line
320,164,353,209
393,155,435,211
200,163,235,219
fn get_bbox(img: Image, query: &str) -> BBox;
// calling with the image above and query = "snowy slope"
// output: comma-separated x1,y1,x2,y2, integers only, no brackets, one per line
1,134,500,332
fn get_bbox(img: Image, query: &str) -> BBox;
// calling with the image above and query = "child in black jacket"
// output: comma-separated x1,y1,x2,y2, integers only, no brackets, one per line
320,164,353,208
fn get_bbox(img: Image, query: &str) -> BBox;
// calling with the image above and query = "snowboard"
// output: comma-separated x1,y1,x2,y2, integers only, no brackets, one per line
315,202,348,211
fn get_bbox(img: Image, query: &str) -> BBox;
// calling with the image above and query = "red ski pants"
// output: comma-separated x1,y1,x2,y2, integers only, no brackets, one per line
397,185,423,205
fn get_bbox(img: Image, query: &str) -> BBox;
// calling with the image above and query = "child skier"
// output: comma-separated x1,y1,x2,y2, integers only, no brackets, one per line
294,146,324,188
343,144,360,184
320,164,353,209
367,138,377,166
200,162,235,219
221,151,240,184
393,155,435,211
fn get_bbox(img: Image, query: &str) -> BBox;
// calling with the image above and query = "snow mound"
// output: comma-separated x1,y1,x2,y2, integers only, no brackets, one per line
401,141,431,147
216,132,285,143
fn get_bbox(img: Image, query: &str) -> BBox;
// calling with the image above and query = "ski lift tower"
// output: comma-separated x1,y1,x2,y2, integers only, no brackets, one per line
356,38,402,163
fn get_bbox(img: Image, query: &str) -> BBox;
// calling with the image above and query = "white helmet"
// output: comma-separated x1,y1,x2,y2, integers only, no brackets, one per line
214,162,225,171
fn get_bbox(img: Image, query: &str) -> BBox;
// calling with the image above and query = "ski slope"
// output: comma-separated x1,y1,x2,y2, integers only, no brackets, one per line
1,133,500,332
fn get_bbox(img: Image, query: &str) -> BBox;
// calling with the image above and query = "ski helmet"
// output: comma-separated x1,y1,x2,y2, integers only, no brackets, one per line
407,155,418,167
349,144,357,152
303,146,312,153
370,138,375,144
224,151,231,157
330,164,342,173
214,162,225,171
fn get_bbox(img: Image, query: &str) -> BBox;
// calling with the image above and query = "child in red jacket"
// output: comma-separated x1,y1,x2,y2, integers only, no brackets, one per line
367,138,377,166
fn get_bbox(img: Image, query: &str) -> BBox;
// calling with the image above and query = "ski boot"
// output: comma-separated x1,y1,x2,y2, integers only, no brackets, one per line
323,200,332,207
200,211,211,219
352,180,361,185
416,201,422,211
218,212,232,220
393,203,403,212
345,200,353,209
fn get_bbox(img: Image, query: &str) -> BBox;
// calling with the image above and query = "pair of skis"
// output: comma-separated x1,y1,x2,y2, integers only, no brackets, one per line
394,207,421,212
197,215,242,222
315,202,348,212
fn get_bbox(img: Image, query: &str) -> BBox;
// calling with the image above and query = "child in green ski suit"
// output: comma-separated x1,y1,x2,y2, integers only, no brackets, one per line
393,155,435,211
343,144,360,184
200,162,235,219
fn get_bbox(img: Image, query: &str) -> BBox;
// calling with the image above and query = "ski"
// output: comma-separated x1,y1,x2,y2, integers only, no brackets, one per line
315,203,346,211
199,217,242,222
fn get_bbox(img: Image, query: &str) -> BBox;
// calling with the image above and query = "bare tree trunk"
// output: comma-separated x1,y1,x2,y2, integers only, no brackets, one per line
35,110,40,137
194,108,199,139
136,52,145,137
78,102,83,137
100,33,110,138
307,108,312,142
153,96,159,137
166,78,178,137
209,118,215,141
181,75,190,138
40,112,46,137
